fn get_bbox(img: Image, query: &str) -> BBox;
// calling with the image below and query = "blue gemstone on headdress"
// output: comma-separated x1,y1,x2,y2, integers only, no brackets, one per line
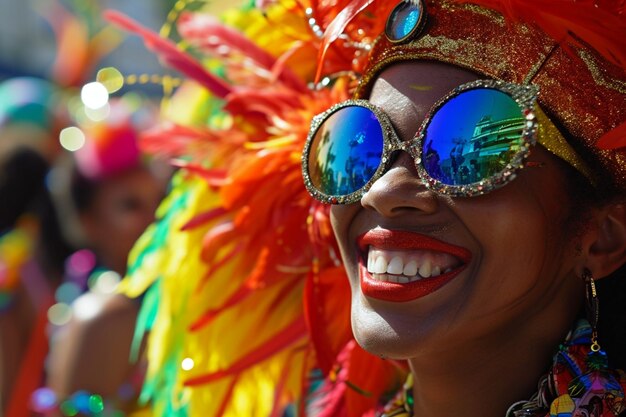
385,0,426,43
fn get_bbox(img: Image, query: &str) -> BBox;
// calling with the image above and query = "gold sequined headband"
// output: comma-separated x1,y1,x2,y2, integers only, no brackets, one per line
354,0,626,190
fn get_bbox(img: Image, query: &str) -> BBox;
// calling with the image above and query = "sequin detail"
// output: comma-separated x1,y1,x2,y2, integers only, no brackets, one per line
385,1,426,43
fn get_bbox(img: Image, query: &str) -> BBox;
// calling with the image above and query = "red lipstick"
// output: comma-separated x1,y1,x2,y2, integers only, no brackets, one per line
357,229,471,302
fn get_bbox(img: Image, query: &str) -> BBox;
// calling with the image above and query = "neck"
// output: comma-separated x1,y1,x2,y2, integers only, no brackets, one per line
407,309,577,417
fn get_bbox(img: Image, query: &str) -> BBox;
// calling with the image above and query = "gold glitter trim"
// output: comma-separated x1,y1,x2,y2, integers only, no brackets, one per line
437,0,504,25
579,50,626,95
455,2,505,25
355,36,509,97
535,106,596,184
523,44,558,85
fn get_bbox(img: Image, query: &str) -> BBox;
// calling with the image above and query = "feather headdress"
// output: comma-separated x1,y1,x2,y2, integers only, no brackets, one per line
114,0,626,416
113,2,399,416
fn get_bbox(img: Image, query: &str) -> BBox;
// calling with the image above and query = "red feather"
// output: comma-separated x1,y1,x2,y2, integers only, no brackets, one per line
189,281,252,330
224,89,303,120
184,317,307,386
345,346,404,417
195,243,244,292
214,375,239,417
303,267,352,374
177,12,308,93
180,207,229,231
104,10,232,98
140,123,220,158
170,162,228,187
315,0,375,82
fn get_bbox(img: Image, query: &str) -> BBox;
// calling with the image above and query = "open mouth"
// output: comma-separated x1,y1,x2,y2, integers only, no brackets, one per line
366,247,461,282
357,229,471,302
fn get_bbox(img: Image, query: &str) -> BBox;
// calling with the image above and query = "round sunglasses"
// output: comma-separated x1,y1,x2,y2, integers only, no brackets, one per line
301,79,593,204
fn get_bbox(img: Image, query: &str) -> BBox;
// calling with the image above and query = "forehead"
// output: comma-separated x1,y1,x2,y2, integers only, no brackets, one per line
368,62,481,139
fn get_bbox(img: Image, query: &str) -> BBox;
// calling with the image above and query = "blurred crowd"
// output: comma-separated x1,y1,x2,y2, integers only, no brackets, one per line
0,2,172,415
0,74,170,416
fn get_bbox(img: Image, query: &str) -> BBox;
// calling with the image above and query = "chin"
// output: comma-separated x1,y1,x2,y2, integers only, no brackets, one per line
350,298,434,360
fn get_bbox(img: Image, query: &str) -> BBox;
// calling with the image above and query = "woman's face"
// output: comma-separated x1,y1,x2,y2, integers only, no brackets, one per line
330,62,585,360
82,166,166,275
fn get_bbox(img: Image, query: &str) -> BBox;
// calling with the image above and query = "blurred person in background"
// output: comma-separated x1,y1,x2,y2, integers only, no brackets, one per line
41,98,169,416
0,76,71,417
2,2,169,415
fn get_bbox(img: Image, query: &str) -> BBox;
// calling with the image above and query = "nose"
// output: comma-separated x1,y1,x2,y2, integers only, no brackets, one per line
360,152,439,217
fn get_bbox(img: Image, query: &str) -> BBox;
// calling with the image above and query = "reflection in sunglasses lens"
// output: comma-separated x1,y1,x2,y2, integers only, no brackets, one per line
422,88,525,186
308,106,384,196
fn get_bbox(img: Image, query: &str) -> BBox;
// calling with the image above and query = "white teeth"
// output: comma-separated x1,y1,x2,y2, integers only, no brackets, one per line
374,257,387,274
403,260,418,276
419,259,432,278
387,256,404,275
366,247,460,283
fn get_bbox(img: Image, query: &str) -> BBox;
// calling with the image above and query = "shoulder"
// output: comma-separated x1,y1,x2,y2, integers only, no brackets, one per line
47,292,142,397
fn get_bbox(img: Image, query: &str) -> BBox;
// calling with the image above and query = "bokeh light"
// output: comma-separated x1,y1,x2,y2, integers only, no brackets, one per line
55,282,82,305
60,400,78,417
90,270,121,294
97,67,125,93
72,391,91,413
30,388,57,412
81,81,109,109
59,126,86,151
88,395,104,413
67,250,97,275
73,295,102,321
84,102,111,122
48,303,73,326
181,357,195,371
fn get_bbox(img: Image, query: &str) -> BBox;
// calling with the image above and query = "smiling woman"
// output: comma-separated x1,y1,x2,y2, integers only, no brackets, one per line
327,60,616,415
308,0,626,415
114,0,626,416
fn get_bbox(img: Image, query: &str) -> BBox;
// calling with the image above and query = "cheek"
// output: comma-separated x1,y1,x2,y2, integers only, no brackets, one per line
330,205,356,257
453,185,575,309
330,204,363,289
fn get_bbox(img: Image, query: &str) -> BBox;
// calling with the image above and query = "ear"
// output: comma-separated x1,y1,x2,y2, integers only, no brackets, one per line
580,203,626,279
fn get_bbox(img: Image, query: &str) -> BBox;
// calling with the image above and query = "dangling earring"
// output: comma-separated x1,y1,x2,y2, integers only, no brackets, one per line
582,268,601,352
536,269,626,417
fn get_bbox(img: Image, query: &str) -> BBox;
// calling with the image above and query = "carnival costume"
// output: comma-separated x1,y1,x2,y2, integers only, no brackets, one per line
113,0,626,416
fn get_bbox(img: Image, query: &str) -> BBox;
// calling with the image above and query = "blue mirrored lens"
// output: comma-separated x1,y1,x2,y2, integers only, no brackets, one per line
308,105,384,196
422,88,525,186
